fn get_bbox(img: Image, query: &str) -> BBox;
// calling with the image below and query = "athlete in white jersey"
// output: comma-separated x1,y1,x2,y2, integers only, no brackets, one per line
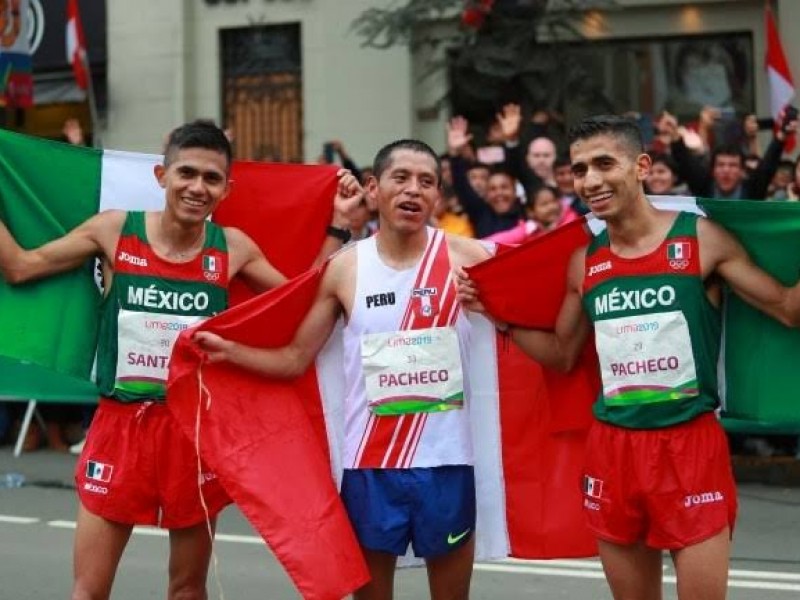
196,139,492,600
343,227,474,470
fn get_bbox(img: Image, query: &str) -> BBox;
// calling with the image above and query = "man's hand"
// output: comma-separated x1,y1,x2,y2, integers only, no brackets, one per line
447,116,473,157
194,331,235,364
655,111,681,143
332,168,363,228
331,140,348,159
455,267,486,315
496,103,522,143
775,107,798,142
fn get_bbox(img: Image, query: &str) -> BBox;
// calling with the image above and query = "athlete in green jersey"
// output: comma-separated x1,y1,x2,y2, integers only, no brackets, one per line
458,115,800,600
0,120,363,600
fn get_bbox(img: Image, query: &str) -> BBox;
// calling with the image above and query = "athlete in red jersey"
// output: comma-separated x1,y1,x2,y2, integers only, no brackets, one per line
0,120,362,600
458,115,800,600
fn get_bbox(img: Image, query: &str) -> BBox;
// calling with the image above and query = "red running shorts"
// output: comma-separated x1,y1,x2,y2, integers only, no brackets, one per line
582,412,737,549
75,398,231,528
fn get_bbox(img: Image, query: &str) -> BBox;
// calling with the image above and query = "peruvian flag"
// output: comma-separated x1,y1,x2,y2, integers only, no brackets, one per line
765,4,795,150
66,0,89,90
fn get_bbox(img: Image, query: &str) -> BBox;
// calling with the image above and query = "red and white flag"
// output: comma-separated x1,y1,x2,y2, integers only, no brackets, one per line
765,5,795,150
167,177,599,597
66,0,89,90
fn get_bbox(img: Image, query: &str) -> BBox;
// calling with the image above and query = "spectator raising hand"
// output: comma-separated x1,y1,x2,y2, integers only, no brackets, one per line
496,103,522,144
447,116,474,157
62,118,86,146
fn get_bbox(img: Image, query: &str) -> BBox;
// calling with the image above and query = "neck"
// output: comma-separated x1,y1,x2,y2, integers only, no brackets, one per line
375,226,429,270
604,194,660,249
155,212,206,259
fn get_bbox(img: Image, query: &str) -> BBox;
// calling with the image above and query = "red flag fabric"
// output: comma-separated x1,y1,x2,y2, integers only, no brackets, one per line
66,0,89,90
168,266,598,566
169,267,370,600
213,161,338,305
765,5,796,152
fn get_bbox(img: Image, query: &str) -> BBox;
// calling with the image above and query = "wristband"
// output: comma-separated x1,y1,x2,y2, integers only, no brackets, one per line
326,225,352,244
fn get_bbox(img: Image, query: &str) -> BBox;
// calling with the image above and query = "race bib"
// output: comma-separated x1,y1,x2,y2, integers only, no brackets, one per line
595,310,698,406
361,326,464,416
115,309,205,397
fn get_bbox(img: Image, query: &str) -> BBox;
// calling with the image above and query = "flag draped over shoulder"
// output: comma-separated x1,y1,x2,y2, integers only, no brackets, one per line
469,197,800,430
0,127,363,598
0,129,338,402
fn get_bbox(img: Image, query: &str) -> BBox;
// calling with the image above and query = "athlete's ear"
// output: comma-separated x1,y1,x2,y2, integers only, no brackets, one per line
365,175,379,206
154,163,167,189
635,152,652,183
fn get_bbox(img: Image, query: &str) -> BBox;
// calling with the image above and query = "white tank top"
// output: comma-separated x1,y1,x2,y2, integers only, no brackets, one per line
342,228,474,469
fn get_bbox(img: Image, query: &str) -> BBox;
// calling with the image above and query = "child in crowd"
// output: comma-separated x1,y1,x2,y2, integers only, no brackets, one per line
485,185,577,245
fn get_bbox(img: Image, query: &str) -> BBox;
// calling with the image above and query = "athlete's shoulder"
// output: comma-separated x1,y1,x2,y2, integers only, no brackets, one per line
327,241,358,276
443,231,492,267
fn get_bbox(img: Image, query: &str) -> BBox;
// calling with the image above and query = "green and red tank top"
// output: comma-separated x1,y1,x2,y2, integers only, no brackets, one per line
582,211,721,429
96,211,229,403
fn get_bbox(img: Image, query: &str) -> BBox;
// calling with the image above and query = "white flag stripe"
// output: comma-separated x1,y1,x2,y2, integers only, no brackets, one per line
99,149,164,213
768,67,796,118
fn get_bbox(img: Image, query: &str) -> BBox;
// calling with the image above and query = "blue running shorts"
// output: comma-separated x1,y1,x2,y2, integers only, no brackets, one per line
340,465,476,558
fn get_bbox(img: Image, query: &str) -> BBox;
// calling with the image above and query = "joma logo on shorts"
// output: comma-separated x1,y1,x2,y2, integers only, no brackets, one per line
83,482,109,495
684,491,724,507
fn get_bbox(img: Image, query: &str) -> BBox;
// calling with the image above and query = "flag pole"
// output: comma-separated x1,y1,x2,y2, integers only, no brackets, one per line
83,59,101,148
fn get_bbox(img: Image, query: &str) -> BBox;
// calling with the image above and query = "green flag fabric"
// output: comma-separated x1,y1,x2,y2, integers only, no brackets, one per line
699,200,800,430
0,130,163,402
0,132,102,401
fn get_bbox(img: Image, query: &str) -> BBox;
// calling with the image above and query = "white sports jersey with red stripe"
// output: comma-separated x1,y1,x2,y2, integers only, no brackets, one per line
342,228,474,469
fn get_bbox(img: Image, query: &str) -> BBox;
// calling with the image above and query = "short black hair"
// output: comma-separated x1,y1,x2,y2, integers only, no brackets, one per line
649,152,678,174
554,154,572,169
467,161,491,173
568,115,645,157
373,139,441,185
527,184,559,207
710,143,745,168
163,119,232,172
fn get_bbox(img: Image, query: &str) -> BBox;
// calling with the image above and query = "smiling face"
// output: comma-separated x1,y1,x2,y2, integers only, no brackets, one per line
368,148,440,235
155,147,230,225
712,153,745,195
528,187,562,228
570,133,650,221
485,172,517,215
646,161,676,195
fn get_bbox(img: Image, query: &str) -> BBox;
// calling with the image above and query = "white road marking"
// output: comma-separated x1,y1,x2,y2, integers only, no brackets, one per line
5,516,800,592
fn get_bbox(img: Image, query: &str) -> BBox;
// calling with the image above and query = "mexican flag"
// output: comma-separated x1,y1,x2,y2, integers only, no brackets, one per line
0,128,340,402
0,129,365,599
0,130,164,401
469,195,800,428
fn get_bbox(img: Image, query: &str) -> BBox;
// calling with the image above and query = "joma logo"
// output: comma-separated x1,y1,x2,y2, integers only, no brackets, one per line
684,491,724,508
